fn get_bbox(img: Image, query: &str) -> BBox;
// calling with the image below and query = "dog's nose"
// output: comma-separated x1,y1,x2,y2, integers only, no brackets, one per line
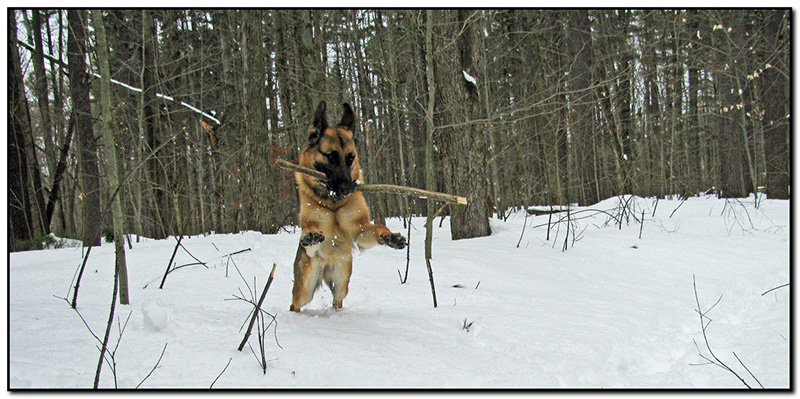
339,181,356,196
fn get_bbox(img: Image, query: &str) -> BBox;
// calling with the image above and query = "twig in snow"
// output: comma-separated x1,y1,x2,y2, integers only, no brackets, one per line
638,211,645,239
398,214,412,284
209,357,233,389
572,224,587,246
178,241,207,267
517,210,529,248
73,306,132,389
462,318,474,332
761,283,789,296
426,259,438,308
562,207,570,252
94,265,120,388
106,312,134,388
669,198,688,218
169,262,207,273
160,237,211,288
732,199,756,230
620,195,635,228
733,351,764,389
71,246,93,308
238,264,277,351
136,343,168,389
230,256,252,297
159,236,183,289
224,248,252,258
692,275,755,389
228,274,281,375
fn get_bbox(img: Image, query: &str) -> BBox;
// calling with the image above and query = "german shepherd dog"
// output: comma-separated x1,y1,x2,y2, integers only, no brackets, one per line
290,101,407,312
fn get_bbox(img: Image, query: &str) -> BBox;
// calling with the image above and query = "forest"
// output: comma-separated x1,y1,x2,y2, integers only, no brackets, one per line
8,9,790,251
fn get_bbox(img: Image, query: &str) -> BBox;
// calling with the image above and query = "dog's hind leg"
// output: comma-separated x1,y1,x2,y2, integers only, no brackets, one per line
331,256,353,309
290,246,321,312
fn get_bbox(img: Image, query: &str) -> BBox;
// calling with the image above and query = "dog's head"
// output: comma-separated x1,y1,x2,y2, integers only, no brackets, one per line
300,101,361,202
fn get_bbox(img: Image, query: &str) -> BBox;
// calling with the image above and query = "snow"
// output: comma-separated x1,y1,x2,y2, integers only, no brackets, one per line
8,195,789,388
89,71,221,125
141,299,168,332
462,70,477,86
527,205,572,212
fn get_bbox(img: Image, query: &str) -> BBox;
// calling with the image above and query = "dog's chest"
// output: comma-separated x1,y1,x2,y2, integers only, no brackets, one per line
315,219,355,261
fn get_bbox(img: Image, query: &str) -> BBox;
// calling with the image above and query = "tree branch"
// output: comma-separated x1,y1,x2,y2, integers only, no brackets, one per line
275,159,467,205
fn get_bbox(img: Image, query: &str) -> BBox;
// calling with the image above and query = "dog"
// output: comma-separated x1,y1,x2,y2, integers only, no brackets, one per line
290,101,407,312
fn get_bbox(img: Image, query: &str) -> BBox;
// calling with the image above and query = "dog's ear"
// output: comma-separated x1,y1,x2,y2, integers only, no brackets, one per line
310,101,327,144
339,103,355,132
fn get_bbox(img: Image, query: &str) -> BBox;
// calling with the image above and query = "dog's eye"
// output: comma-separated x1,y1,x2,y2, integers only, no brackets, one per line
345,153,355,167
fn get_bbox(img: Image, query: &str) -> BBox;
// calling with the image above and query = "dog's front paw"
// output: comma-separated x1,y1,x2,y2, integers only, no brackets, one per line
300,231,325,247
379,233,407,250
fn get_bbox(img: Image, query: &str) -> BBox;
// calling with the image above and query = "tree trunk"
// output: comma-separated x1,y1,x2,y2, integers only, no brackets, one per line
92,10,131,305
566,10,598,205
141,10,168,238
68,9,102,246
434,10,491,240
44,114,75,230
760,10,789,199
9,10,36,248
31,11,56,232
423,10,436,259
714,11,748,198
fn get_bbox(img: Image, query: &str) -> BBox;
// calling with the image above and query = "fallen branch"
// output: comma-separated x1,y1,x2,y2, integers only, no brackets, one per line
225,248,252,257
761,283,789,296
526,207,565,216
275,159,467,205
210,357,233,389
238,263,277,351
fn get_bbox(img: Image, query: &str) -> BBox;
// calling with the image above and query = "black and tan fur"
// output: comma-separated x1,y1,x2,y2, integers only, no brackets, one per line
290,101,406,312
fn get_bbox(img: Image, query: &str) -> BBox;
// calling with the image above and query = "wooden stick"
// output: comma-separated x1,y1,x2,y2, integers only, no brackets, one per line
71,246,92,309
426,258,438,308
159,236,183,289
275,159,467,206
237,263,277,352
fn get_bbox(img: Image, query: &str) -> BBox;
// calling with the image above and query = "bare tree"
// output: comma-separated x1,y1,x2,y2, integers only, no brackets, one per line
92,9,131,305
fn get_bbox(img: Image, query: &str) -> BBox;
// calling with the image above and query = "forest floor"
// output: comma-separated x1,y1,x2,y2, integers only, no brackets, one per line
8,195,789,388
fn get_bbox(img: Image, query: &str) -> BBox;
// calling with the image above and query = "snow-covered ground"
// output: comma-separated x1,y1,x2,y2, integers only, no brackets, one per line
8,195,789,388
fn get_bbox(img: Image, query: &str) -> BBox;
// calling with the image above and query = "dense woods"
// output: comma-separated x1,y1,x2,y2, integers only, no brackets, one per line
8,9,790,251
